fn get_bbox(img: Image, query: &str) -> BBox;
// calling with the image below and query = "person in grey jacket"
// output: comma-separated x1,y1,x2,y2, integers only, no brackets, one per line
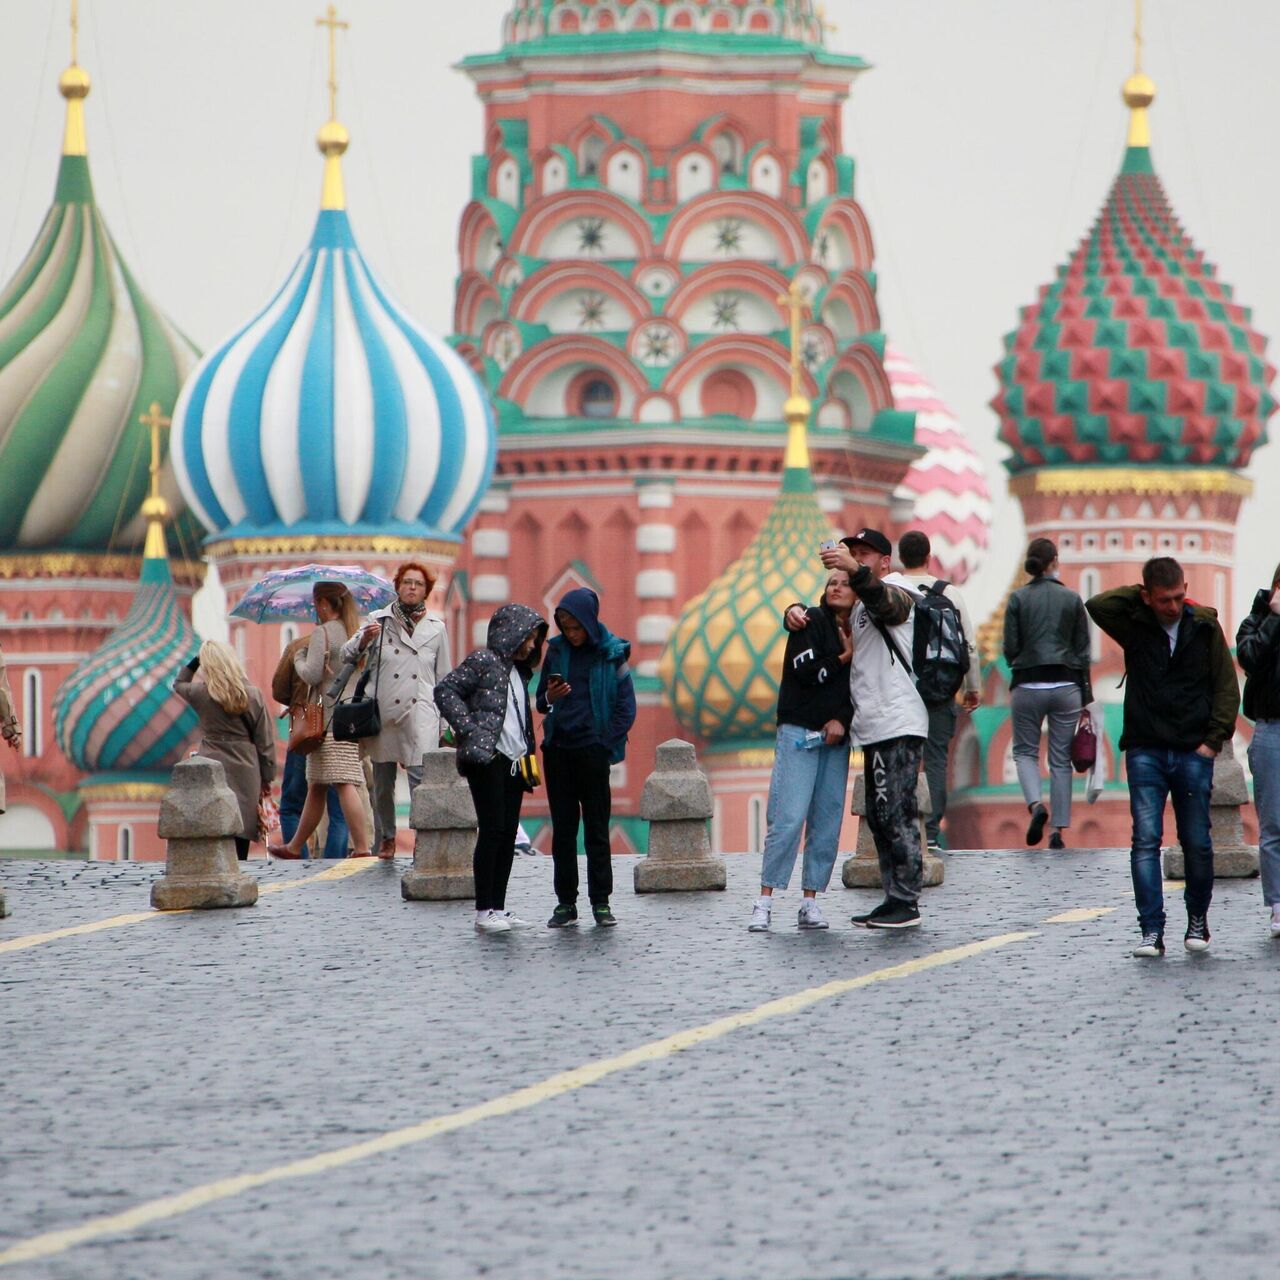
1003,537,1092,849
434,604,548,933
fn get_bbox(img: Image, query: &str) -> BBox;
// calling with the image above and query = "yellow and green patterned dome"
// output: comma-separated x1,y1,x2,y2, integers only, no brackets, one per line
660,299,837,746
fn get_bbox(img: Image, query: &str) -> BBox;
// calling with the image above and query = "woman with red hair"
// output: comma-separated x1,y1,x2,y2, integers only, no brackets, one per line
341,562,453,857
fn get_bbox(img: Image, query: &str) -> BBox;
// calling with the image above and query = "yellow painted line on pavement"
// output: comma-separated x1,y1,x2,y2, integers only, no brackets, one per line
0,928,1037,1269
0,858,378,956
1043,906,1117,924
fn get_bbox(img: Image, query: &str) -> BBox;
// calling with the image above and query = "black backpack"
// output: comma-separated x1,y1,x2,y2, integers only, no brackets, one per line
911,580,969,704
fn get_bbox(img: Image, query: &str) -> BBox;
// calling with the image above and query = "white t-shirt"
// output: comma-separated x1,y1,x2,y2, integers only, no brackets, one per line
496,670,527,762
1163,620,1179,653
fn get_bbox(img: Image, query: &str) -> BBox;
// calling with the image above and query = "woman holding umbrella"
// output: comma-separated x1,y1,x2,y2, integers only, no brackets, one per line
269,582,372,859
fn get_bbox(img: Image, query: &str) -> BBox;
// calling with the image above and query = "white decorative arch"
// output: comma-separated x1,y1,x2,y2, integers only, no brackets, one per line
605,147,645,202
675,150,715,203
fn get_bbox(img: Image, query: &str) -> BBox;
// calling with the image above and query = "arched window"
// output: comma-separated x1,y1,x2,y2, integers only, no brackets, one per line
281,623,298,647
580,134,605,177
747,795,766,855
22,668,40,758
1078,567,1103,663
710,130,744,176
118,825,134,861
700,369,757,419
578,375,618,419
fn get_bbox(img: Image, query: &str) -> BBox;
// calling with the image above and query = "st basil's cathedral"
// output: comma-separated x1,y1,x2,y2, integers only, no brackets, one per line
1,0,1272,861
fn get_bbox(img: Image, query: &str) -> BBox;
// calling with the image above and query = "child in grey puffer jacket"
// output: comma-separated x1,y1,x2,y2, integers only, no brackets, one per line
434,604,548,931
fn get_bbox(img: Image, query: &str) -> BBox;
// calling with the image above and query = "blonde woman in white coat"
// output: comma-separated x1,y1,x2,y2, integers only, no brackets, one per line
341,562,453,857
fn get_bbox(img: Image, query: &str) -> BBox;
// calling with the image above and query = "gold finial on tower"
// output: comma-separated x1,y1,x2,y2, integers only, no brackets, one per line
1122,0,1156,148
138,401,172,559
778,280,813,471
58,0,91,157
315,3,350,211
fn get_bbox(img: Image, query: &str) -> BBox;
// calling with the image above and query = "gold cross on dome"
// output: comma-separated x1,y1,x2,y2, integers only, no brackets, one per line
138,401,171,500
316,4,349,121
778,280,811,398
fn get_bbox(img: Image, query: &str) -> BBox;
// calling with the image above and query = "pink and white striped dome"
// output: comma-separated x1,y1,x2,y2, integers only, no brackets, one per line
887,345,992,585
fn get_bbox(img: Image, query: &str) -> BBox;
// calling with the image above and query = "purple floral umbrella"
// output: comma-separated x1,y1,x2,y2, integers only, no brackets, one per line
230,564,396,624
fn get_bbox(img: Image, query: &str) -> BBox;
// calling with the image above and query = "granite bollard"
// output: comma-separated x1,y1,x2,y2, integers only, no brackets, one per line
1164,739,1259,879
0,886,8,918
635,739,726,893
151,757,258,910
401,749,477,901
842,769,944,889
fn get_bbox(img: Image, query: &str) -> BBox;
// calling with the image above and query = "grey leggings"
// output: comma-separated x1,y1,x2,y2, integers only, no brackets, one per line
1010,684,1082,829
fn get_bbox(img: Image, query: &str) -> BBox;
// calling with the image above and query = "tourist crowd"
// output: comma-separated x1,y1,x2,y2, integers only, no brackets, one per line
8,530,1269,957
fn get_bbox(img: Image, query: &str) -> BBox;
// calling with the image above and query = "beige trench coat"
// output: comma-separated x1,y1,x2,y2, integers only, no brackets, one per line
340,608,452,767
174,676,276,840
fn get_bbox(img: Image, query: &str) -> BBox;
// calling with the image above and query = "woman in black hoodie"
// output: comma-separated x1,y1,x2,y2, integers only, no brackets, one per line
435,604,548,933
748,569,855,933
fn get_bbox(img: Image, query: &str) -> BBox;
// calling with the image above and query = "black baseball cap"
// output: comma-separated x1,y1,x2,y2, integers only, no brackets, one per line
842,529,892,556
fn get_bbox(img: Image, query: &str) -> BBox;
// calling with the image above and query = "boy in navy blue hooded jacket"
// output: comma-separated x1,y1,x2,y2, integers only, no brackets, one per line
535,588,637,927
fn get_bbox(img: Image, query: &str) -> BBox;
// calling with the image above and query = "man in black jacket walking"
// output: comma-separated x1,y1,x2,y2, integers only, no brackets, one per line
1236,563,1280,938
1087,557,1239,958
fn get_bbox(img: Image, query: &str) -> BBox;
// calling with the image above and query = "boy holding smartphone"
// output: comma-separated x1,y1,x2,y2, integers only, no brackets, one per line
535,588,637,928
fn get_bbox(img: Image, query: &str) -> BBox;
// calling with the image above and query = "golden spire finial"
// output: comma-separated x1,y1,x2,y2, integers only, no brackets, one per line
58,0,91,158
1122,0,1156,148
777,280,812,470
138,401,172,559
315,3,350,211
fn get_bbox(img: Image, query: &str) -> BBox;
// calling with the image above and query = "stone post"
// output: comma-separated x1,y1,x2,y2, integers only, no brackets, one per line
1163,740,1259,879
151,758,258,911
401,749,477,901
842,770,944,889
635,739,726,893
0,886,8,918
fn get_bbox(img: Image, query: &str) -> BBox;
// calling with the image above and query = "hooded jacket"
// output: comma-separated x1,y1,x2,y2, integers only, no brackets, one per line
1086,584,1238,753
434,604,548,770
535,588,637,763
775,602,854,735
1236,589,1280,722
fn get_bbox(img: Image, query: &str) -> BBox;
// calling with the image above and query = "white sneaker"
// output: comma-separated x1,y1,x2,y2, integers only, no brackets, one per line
1270,906,1280,938
748,897,772,932
500,911,534,929
798,899,829,930
475,910,511,933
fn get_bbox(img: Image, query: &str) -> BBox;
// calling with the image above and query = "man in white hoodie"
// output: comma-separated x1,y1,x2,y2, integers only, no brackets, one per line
786,529,928,928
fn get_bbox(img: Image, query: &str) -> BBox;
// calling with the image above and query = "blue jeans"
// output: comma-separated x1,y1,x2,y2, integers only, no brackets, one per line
759,724,851,892
1248,720,1280,906
1127,746,1215,935
280,750,349,860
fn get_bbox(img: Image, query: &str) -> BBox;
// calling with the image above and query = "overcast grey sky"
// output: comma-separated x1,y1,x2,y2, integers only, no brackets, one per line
2,0,1277,628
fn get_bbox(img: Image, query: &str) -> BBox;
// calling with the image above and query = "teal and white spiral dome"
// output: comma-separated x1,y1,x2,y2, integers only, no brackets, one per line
171,207,496,544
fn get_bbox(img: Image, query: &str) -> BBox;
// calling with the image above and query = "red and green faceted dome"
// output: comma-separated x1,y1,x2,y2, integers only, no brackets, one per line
994,147,1276,473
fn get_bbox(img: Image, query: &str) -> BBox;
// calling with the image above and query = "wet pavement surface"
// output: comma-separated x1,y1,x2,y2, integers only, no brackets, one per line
2,848,1278,1280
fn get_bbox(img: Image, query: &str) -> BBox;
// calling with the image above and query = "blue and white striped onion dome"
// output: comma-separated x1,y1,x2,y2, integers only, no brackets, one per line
171,210,496,543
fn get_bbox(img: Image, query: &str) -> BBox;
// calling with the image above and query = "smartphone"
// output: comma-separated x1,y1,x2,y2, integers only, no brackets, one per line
819,539,839,552
548,674,567,686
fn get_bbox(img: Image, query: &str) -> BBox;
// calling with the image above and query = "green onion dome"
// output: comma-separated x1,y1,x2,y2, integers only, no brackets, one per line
0,58,199,553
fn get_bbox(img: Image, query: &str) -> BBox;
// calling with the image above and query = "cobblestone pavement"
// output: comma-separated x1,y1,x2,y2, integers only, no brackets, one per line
2,848,1278,1280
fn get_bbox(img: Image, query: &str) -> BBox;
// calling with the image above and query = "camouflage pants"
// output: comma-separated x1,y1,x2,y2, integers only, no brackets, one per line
863,736,925,904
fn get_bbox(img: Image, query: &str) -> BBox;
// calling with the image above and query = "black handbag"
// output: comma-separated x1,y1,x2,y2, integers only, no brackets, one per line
332,622,384,743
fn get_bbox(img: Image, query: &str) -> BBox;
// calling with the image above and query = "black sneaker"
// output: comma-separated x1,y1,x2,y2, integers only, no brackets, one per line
1184,914,1211,953
866,898,921,929
592,902,618,928
547,904,578,928
1132,931,1165,958
1048,831,1065,850
1026,803,1049,846
851,898,892,927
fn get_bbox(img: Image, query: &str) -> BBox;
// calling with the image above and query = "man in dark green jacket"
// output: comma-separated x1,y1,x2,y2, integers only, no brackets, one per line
1087,557,1239,958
